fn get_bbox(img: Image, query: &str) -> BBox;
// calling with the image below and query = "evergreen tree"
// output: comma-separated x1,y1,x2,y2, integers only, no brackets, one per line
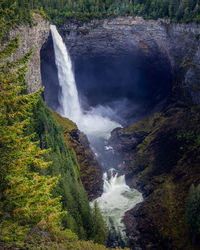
92,202,107,244
186,184,200,243
0,30,64,247
2,0,200,24
32,98,97,240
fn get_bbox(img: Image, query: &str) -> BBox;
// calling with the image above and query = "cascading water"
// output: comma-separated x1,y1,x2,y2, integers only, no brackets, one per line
50,25,82,121
92,169,143,247
50,24,143,247
50,25,119,139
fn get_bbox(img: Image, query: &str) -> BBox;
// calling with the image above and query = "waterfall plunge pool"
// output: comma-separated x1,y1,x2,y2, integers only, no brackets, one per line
91,169,143,247
43,24,144,248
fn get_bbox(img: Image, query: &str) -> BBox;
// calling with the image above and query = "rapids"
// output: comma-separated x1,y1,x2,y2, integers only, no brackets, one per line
50,24,143,247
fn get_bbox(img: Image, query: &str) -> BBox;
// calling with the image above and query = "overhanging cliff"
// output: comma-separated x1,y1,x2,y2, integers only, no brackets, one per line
58,16,200,105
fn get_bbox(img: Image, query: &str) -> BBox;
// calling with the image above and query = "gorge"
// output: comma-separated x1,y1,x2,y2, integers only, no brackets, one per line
50,24,143,247
2,8,200,249
40,16,200,249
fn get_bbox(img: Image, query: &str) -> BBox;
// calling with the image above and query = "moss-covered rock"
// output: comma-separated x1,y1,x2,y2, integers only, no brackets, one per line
53,111,103,200
110,102,200,249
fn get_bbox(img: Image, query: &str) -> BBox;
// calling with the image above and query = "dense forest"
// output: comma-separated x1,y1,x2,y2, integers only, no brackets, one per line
0,4,112,249
1,0,200,249
1,0,200,24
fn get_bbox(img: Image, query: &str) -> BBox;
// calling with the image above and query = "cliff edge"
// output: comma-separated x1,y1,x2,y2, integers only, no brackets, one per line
10,13,50,93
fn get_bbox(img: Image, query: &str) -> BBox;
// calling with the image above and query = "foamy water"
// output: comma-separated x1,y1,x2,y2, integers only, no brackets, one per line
51,25,143,245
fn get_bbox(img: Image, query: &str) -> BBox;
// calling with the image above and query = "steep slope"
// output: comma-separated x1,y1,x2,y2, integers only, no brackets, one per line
10,13,50,93
0,10,109,248
109,98,200,249
53,111,103,200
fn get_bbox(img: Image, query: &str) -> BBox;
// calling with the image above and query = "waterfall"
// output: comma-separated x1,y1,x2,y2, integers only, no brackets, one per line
50,25,82,121
50,25,143,247
50,25,120,139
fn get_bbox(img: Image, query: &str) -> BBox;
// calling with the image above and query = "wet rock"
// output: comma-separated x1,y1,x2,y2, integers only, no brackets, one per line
112,106,200,249
58,16,200,105
109,128,148,153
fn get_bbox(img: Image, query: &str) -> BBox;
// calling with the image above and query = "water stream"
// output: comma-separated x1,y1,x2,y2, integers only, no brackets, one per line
50,24,143,247
92,169,143,247
50,25,119,139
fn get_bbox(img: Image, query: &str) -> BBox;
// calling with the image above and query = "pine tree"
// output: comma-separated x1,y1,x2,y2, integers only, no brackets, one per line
186,184,200,243
92,202,107,244
0,15,65,248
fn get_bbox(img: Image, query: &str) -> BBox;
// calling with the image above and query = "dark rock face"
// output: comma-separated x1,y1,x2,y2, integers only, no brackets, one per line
58,16,200,105
41,34,61,111
70,129,103,200
59,16,167,60
42,17,174,126
110,104,200,249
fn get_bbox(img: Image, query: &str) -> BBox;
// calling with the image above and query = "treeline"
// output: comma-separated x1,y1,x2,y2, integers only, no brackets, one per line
1,0,200,24
0,6,107,249
32,98,107,243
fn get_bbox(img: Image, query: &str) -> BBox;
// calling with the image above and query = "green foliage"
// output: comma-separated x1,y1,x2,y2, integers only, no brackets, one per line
92,202,107,244
186,184,200,242
2,0,200,25
0,0,32,26
32,98,107,244
0,5,107,247
177,106,200,153
0,30,65,248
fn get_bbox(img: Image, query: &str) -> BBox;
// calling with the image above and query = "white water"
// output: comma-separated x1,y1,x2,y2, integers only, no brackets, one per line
50,25,120,139
50,25,143,245
92,169,143,244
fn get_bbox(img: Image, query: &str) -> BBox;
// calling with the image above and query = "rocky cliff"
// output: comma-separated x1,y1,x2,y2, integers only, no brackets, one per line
10,14,104,200
53,111,103,200
108,101,200,250
57,16,200,249
10,13,50,93
59,16,200,105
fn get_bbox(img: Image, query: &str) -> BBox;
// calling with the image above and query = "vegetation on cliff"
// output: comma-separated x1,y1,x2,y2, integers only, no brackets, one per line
0,6,110,249
186,183,200,243
1,0,200,25
32,98,106,241
52,111,103,200
113,98,200,249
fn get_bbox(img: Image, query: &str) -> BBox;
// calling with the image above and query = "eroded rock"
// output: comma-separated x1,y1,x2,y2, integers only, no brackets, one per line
58,16,200,104
10,13,50,93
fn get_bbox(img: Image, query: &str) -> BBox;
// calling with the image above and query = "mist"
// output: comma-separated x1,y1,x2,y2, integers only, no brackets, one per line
41,35,172,128
41,26,173,247
74,54,172,125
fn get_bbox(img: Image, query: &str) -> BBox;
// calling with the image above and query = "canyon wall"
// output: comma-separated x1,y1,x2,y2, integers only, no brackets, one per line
15,15,199,249
10,13,50,93
57,17,200,249
59,16,200,105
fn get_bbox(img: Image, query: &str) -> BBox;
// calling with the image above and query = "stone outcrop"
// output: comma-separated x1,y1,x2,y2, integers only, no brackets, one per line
40,16,200,248
53,111,103,200
8,15,103,200
59,16,200,104
109,102,200,249
10,13,50,93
